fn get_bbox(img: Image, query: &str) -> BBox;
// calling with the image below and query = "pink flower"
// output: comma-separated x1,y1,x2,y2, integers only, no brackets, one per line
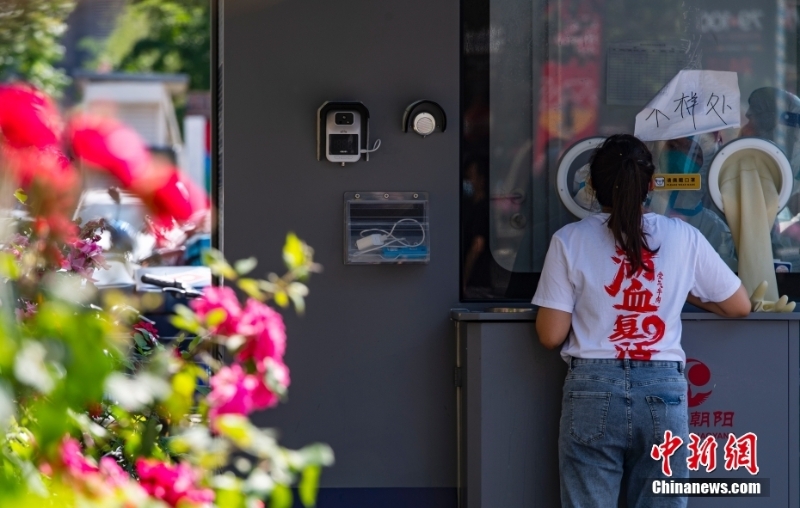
236,299,287,368
251,359,289,409
5,233,30,259
15,300,37,321
136,458,214,507
62,238,109,279
208,362,288,425
207,364,263,420
98,457,132,489
190,286,243,336
60,438,98,477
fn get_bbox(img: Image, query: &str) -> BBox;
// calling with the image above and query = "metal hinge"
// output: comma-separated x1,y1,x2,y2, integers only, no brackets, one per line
454,367,462,388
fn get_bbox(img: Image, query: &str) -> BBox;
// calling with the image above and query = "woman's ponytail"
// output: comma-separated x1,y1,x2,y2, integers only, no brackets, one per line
590,134,657,275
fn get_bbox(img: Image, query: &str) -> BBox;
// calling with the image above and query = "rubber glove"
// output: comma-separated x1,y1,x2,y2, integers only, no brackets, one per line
749,280,796,312
720,153,781,302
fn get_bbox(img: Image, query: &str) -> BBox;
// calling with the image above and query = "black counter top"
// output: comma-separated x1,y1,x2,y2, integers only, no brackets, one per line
451,307,800,322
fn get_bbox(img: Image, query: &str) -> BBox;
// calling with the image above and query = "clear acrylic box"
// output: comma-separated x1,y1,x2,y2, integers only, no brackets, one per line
344,192,430,264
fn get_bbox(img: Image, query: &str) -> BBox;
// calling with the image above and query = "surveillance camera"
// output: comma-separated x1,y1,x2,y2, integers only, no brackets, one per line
326,110,361,163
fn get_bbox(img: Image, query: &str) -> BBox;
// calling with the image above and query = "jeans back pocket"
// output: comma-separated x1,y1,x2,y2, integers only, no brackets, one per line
646,394,687,442
569,391,611,444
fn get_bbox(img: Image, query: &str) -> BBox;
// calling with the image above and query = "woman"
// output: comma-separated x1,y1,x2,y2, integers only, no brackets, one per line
532,134,750,507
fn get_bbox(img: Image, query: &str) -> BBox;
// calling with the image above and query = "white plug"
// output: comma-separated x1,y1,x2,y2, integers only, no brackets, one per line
356,234,385,250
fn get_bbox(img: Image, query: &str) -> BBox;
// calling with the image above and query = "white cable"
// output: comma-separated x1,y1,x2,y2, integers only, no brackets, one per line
353,218,426,258
358,218,425,249
360,139,381,153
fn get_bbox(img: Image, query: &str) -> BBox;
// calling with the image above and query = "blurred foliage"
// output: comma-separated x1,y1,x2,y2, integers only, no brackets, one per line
0,0,75,96
0,84,331,507
91,0,210,90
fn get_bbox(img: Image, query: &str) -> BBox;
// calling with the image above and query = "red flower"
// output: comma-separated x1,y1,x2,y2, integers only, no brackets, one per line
34,215,79,243
66,114,208,224
2,146,75,190
146,166,209,224
133,320,159,338
0,84,61,149
66,114,150,187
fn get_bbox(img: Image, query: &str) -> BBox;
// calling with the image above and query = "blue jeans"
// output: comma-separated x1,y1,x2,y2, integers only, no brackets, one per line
559,358,689,508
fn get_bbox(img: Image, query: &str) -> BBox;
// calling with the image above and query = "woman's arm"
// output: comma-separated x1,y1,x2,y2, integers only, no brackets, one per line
686,283,750,318
536,307,572,349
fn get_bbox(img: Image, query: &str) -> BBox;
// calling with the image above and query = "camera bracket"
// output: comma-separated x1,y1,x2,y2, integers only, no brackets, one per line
317,101,373,163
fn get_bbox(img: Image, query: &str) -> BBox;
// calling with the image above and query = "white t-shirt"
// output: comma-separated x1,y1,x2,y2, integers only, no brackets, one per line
532,213,741,364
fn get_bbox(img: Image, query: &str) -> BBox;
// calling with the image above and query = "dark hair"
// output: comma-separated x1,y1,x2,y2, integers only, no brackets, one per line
589,134,658,275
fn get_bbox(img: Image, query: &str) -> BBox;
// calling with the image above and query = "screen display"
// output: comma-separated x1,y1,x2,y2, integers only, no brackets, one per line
329,134,358,155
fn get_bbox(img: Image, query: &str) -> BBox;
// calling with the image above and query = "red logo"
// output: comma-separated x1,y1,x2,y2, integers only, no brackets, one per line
686,358,712,407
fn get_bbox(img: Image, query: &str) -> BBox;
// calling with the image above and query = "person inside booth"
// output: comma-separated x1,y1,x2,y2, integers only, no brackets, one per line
532,134,750,507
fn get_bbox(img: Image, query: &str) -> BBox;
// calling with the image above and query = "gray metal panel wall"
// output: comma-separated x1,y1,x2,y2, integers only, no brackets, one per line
458,318,799,508
223,0,460,489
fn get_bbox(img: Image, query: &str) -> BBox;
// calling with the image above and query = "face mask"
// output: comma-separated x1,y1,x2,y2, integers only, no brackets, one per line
661,149,701,174
463,180,474,197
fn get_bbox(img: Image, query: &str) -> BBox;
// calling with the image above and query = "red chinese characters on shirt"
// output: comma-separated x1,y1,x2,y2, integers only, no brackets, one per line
605,247,665,360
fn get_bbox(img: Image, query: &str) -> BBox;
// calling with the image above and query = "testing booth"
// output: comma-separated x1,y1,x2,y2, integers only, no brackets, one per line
457,0,800,506
223,0,800,505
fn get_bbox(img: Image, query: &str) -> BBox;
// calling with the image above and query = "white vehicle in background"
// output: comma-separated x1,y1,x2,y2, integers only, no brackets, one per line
74,188,210,290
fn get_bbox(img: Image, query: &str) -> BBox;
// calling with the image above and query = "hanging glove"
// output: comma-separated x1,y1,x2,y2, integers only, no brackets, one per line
749,280,796,312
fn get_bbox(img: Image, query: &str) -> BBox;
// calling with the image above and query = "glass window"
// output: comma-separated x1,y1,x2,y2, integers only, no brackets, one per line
462,0,800,300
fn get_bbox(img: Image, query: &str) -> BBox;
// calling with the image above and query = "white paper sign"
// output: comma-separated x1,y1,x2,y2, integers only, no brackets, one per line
634,70,740,141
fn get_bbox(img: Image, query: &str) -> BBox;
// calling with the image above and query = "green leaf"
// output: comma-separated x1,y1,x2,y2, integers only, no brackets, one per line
299,465,321,507
173,303,197,320
133,331,150,349
215,414,252,447
203,248,237,280
172,369,197,398
0,253,20,280
170,305,201,333
206,308,227,328
299,443,335,467
13,189,27,204
270,483,293,508
287,282,309,315
238,278,263,300
214,487,246,508
283,232,306,270
170,315,201,334
274,291,289,308
234,257,258,276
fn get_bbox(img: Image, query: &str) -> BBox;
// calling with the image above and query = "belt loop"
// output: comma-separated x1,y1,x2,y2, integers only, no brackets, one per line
678,362,684,375
569,357,575,371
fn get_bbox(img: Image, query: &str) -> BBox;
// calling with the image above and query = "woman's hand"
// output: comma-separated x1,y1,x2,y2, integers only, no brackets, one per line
536,307,572,349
